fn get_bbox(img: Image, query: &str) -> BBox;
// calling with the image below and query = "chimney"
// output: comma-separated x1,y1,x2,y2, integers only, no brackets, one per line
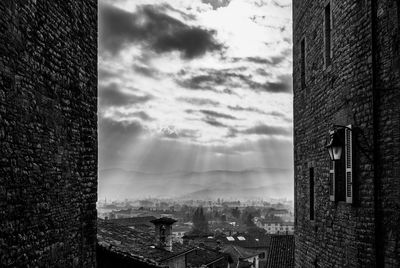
150,217,177,252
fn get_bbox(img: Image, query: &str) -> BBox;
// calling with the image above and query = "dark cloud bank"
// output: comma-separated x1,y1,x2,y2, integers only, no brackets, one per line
99,83,153,108
99,3,222,58
178,69,292,94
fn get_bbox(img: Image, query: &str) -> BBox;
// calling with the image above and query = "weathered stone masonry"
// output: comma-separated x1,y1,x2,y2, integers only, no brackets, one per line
0,1,97,267
293,0,400,267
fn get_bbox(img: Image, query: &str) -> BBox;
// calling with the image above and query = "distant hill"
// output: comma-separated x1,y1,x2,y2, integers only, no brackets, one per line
98,167,293,200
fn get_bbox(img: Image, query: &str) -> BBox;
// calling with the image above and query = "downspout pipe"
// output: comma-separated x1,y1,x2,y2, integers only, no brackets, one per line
370,0,384,267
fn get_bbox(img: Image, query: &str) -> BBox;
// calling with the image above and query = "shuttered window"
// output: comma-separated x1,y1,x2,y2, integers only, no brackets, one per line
328,125,354,203
345,125,353,203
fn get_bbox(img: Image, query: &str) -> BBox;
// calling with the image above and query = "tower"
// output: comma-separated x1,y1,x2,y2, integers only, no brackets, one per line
151,217,177,252
293,0,400,267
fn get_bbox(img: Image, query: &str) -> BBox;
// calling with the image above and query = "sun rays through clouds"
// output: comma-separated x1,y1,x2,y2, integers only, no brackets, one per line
98,0,293,200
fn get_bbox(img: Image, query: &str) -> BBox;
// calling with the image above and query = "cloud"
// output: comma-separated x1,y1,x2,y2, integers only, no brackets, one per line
153,27,222,59
178,67,292,94
99,83,153,107
99,68,117,80
177,73,227,91
204,117,228,128
263,74,292,93
201,0,232,10
161,128,199,139
99,117,145,151
243,124,292,136
227,105,267,115
112,110,154,121
177,97,220,106
237,73,292,93
132,64,159,77
99,117,145,168
200,109,237,120
99,3,222,58
272,0,291,8
239,56,285,66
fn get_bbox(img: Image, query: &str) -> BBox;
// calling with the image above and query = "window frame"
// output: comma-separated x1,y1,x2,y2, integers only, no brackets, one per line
324,1,333,69
329,125,354,204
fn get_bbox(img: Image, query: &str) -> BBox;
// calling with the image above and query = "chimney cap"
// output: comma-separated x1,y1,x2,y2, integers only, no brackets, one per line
150,217,177,225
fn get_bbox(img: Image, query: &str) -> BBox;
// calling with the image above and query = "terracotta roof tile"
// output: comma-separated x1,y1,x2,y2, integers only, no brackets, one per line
97,219,195,265
265,235,294,268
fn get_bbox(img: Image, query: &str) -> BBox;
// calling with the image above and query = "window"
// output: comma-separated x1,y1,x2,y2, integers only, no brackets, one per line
324,2,332,67
309,168,315,220
329,125,354,203
301,38,306,90
345,126,353,203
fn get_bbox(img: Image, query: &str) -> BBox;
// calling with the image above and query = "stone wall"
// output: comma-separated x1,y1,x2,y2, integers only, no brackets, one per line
293,0,400,267
0,1,97,267
374,0,400,266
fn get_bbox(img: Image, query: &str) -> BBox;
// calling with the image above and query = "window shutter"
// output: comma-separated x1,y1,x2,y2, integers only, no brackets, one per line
329,160,335,201
345,125,353,203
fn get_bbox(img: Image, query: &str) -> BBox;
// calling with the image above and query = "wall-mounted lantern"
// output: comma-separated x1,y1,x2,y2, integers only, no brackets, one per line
326,125,352,161
326,129,343,161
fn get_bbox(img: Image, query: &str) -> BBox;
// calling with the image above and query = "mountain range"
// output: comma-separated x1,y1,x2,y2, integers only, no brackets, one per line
98,167,294,201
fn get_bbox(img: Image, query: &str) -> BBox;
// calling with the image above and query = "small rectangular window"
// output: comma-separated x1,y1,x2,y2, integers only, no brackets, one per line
309,167,315,220
324,3,332,67
301,38,306,90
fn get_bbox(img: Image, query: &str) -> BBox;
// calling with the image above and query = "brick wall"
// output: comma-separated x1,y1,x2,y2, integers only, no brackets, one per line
293,0,399,267
374,0,400,266
0,1,97,267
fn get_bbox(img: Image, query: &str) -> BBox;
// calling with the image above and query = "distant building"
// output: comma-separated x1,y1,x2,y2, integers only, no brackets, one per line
172,225,192,243
293,0,400,267
255,221,294,234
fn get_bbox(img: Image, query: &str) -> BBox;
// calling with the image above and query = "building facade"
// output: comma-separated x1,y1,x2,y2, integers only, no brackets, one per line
293,0,400,267
0,1,97,267
256,221,294,234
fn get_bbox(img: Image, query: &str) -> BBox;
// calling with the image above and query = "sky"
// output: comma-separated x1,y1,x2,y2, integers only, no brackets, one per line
98,0,293,176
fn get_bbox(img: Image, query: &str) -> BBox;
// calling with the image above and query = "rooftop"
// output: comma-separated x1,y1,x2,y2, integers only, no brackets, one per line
97,219,195,265
265,235,295,268
150,217,177,225
222,244,260,259
223,234,271,248
108,216,157,226
186,247,228,267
